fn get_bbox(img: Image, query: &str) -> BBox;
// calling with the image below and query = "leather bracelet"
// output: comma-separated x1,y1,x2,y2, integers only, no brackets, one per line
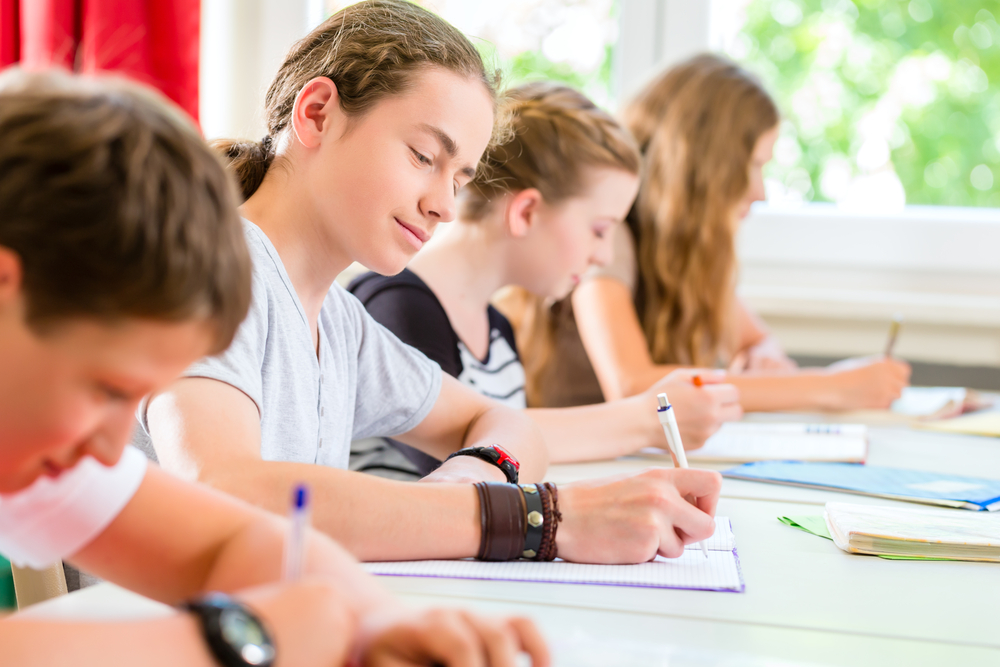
520,484,545,559
536,482,555,561
539,482,562,561
474,482,527,561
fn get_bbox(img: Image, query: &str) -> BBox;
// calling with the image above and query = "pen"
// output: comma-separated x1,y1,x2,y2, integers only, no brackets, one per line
283,484,310,582
656,393,709,558
884,314,903,357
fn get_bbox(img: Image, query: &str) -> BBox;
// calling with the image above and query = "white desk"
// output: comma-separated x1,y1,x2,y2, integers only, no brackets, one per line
20,417,1000,666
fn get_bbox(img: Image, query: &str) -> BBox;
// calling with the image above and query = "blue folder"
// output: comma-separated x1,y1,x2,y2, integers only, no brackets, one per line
723,462,1000,511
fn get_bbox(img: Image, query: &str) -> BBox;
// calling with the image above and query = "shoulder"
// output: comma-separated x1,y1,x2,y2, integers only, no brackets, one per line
348,269,437,305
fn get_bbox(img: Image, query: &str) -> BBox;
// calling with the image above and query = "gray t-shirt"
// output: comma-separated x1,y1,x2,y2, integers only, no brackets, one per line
135,220,442,469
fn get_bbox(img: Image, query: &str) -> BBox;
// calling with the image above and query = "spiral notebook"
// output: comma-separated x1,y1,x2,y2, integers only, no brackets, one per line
363,517,744,593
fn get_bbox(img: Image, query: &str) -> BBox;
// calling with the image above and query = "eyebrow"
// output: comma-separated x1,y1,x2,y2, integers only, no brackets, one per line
418,123,477,179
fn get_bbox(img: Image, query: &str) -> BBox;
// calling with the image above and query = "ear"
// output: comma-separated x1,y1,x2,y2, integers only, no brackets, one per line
0,246,23,306
505,188,543,239
290,77,343,149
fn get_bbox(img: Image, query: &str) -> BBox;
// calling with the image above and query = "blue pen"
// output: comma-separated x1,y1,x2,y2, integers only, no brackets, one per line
283,484,310,582
657,393,709,558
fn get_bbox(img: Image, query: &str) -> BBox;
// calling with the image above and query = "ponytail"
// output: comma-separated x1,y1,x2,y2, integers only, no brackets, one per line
212,136,275,202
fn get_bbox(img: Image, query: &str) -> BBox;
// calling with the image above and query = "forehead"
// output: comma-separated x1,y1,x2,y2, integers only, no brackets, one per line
362,67,495,162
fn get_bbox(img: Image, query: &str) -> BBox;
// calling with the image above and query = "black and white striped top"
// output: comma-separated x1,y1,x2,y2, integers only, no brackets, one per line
349,268,526,409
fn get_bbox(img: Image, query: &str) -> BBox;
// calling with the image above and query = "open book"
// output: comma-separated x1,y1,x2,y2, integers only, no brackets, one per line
644,422,868,463
825,502,1000,562
363,517,745,592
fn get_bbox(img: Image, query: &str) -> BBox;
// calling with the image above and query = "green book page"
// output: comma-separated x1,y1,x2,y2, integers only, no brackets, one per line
777,516,954,561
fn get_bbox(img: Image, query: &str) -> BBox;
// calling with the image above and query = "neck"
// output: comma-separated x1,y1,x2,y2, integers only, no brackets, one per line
409,216,513,317
239,162,353,325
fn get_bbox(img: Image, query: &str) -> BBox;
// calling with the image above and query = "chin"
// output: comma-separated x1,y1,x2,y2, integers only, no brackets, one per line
363,252,412,277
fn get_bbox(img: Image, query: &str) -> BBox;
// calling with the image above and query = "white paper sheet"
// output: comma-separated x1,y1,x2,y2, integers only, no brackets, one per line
656,422,869,463
363,517,744,592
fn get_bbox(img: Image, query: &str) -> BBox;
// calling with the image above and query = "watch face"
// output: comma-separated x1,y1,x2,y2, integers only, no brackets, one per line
219,608,276,666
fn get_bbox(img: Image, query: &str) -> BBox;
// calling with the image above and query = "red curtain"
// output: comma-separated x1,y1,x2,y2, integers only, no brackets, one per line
0,0,200,122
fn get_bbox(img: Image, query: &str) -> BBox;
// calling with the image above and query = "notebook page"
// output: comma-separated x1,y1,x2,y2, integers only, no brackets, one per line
825,502,1000,546
363,519,744,592
683,423,867,463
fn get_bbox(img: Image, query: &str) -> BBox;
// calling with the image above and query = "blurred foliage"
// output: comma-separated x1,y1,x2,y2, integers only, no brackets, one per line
735,0,1000,207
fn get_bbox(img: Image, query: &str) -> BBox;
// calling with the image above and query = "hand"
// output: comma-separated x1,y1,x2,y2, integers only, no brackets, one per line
744,338,797,372
355,607,550,667
647,370,742,450
237,578,356,667
824,356,911,410
420,453,507,484
555,467,722,563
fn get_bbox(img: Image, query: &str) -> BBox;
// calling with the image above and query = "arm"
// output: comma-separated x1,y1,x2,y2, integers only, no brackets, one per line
5,467,548,666
148,377,483,562
394,374,549,484
528,368,742,462
572,277,910,412
729,298,796,373
571,277,682,401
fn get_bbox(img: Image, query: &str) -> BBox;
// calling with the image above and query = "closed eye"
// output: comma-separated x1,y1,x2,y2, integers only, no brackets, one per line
410,147,432,166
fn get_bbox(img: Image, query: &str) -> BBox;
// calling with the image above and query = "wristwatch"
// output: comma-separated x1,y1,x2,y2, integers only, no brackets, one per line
445,444,520,484
183,593,276,667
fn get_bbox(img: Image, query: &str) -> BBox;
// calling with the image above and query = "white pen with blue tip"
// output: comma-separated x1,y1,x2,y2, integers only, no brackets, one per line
656,393,709,558
283,484,310,582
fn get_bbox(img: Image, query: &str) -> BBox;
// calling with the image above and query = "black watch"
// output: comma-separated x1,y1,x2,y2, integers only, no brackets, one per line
445,444,520,484
183,593,276,667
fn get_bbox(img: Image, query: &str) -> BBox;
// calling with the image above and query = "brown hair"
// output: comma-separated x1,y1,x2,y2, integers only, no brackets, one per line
624,54,778,366
218,0,502,201
0,69,251,353
482,82,641,405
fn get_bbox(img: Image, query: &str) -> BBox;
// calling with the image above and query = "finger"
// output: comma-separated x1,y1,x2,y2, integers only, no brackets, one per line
727,353,748,374
463,612,520,667
508,617,551,667
417,612,484,667
670,469,723,508
719,402,744,423
704,383,741,406
655,519,687,559
665,491,717,545
688,368,728,385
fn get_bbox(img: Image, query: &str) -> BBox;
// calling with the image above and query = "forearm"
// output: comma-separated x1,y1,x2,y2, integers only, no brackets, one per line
728,370,839,412
462,406,548,482
201,511,394,615
199,460,480,562
2,615,216,667
603,363,681,400
528,394,659,463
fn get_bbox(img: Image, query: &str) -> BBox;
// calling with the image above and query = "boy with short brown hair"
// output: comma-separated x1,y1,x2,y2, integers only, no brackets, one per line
0,69,546,667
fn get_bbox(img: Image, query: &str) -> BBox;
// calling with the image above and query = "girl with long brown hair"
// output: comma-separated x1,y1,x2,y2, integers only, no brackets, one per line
348,81,742,479
538,54,911,412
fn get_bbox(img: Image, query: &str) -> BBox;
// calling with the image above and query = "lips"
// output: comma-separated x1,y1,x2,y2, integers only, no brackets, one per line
42,460,65,478
395,218,430,251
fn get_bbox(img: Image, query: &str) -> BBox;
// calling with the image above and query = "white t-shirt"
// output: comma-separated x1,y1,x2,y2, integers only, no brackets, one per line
0,446,147,569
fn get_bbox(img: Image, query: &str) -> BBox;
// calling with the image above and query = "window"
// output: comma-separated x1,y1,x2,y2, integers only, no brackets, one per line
324,0,620,108
715,0,1000,209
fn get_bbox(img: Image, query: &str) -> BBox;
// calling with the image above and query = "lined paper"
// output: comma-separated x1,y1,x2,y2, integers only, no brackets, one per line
363,517,744,593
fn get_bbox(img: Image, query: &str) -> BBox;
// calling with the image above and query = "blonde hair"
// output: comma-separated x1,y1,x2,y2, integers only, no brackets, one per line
484,82,641,405
624,54,778,366
217,0,501,201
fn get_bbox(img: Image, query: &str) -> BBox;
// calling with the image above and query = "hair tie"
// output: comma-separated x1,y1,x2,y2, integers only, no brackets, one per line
261,135,274,153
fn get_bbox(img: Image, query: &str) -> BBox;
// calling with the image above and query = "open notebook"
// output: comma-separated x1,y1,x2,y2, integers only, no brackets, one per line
364,517,745,593
642,422,867,463
825,502,1000,561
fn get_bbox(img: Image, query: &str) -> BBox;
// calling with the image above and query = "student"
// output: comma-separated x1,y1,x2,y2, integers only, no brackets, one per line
531,54,911,413
0,69,547,667
140,0,722,566
348,81,743,480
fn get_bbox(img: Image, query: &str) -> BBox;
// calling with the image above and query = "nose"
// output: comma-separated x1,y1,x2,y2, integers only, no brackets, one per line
82,402,137,467
420,175,457,223
591,234,615,268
